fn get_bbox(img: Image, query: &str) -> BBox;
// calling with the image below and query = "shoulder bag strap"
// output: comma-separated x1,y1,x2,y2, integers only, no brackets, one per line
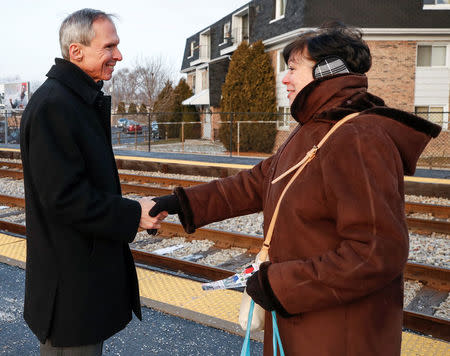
257,112,360,262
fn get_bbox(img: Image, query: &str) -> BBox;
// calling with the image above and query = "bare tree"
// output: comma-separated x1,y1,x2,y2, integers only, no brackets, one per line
134,55,174,109
107,68,139,112
108,55,174,113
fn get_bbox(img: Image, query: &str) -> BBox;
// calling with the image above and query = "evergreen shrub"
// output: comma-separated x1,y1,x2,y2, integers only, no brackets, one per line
219,41,277,153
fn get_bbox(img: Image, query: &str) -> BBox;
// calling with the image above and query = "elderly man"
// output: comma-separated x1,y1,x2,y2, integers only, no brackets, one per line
20,9,164,355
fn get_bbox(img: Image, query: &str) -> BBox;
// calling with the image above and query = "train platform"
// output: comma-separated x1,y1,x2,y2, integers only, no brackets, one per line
0,144,449,180
0,232,448,355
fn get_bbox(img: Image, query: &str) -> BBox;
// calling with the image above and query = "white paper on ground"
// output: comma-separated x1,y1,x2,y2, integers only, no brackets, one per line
152,244,184,255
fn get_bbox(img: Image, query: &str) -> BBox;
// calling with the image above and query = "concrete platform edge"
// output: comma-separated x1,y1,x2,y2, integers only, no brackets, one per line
0,254,25,269
140,295,264,343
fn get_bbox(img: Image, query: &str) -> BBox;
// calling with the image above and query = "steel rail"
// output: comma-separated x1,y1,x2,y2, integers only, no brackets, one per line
405,202,450,219
0,168,23,179
403,311,450,342
0,219,448,340
1,154,449,198
405,263,450,292
158,221,263,254
120,183,172,196
1,164,449,218
0,194,25,208
0,162,22,169
132,249,234,281
119,173,204,188
0,213,447,290
1,189,448,235
406,217,450,235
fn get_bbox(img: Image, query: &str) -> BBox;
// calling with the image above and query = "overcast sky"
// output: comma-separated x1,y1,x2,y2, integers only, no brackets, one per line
0,0,250,86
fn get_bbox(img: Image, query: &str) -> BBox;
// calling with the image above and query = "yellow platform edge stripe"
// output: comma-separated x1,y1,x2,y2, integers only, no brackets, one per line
115,154,253,170
404,175,450,184
2,147,449,184
0,232,448,353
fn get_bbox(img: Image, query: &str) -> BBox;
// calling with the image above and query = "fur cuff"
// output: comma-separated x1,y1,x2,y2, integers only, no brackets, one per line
173,187,196,234
259,262,293,318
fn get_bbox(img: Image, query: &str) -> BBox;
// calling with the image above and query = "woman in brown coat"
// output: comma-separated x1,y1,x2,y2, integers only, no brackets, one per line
150,23,441,355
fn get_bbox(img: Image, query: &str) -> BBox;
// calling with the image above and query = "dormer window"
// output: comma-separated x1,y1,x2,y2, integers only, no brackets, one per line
199,29,211,61
223,22,231,42
189,41,196,57
274,0,287,19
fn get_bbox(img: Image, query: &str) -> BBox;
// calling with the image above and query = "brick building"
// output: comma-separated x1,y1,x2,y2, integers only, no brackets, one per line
181,0,450,144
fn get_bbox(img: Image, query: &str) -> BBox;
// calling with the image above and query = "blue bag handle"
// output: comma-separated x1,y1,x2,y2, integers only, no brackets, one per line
271,311,285,356
240,300,285,356
240,300,254,356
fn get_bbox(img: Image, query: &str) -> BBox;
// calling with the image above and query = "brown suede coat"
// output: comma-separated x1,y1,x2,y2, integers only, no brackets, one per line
176,74,441,356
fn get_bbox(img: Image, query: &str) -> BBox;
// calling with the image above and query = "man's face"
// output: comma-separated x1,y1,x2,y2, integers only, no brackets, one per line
77,18,122,82
282,50,315,106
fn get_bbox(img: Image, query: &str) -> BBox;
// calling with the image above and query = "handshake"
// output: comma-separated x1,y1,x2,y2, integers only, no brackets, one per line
138,194,180,234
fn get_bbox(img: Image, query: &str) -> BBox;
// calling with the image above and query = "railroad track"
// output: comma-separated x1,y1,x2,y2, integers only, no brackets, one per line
0,193,448,340
1,154,449,198
0,165,449,234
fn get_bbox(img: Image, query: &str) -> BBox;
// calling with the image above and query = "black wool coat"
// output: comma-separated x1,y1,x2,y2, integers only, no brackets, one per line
20,58,142,347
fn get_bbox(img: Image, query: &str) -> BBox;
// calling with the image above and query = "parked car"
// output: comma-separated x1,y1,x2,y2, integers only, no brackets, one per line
125,120,142,134
151,121,159,139
117,118,128,128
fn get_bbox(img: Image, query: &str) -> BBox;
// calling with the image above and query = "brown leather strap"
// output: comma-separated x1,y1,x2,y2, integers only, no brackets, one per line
258,112,360,262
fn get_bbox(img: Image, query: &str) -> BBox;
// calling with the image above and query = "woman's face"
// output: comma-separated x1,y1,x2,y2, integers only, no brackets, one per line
282,50,316,106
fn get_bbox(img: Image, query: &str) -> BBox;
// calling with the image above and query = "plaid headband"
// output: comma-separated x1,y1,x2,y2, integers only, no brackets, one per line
313,56,350,79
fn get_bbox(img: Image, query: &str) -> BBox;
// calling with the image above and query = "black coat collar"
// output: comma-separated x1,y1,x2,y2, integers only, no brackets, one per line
46,58,104,106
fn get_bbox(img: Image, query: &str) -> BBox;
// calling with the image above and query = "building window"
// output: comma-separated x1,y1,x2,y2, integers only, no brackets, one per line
415,106,444,126
201,69,208,90
274,0,287,19
230,8,249,44
187,73,196,92
242,14,249,40
278,50,287,73
199,29,210,61
189,41,196,58
423,0,450,9
424,0,449,4
223,22,231,42
277,107,291,130
417,45,447,66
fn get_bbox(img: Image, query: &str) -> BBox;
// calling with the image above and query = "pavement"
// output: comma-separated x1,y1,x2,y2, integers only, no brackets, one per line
0,262,262,356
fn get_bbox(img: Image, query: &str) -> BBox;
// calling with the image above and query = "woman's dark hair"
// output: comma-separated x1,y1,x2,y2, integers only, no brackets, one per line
283,22,371,74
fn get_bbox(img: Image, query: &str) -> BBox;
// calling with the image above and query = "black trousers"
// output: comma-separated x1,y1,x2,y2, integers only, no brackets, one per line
40,339,103,356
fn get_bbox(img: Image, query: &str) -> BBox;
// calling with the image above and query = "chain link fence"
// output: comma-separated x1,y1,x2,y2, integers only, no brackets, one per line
1,110,448,169
110,111,449,169
0,110,21,144
414,111,449,168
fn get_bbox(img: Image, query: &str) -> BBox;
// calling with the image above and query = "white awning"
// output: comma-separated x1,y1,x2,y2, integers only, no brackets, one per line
182,89,210,106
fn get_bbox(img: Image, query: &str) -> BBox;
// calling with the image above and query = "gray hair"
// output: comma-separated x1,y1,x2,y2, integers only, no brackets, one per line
59,8,115,60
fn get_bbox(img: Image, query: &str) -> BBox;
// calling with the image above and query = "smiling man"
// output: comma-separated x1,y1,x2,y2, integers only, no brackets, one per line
19,9,165,355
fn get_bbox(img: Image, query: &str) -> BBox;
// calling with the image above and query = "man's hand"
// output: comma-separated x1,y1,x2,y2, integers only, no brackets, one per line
138,197,168,231
146,194,181,235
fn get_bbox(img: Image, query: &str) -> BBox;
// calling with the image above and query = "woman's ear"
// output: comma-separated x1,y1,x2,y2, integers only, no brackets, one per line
69,43,83,62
